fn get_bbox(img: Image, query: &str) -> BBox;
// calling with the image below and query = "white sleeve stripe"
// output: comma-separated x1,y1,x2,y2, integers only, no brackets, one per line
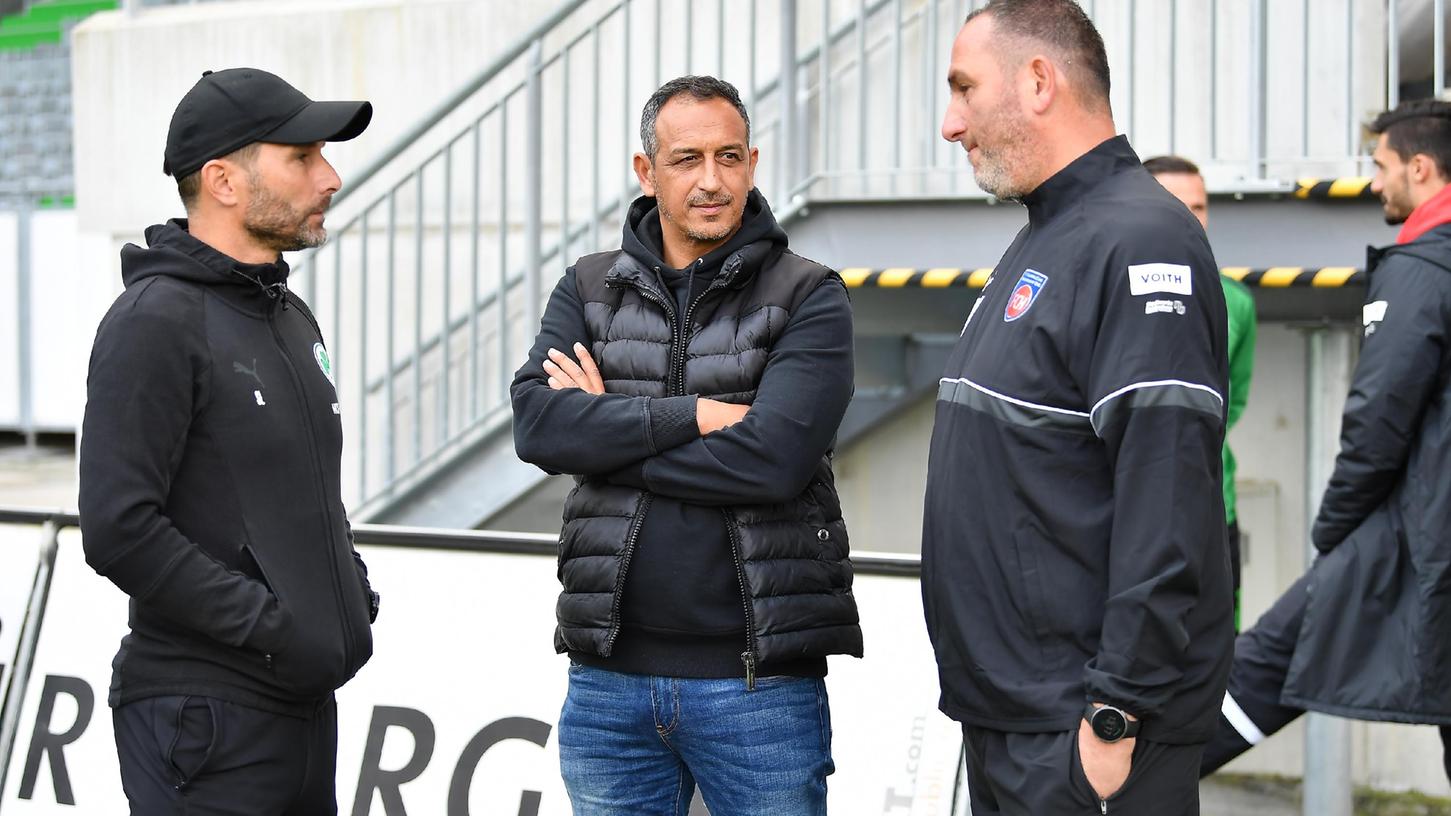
1221,692,1267,745
939,377,1091,418
1091,379,1224,417
1089,379,1225,436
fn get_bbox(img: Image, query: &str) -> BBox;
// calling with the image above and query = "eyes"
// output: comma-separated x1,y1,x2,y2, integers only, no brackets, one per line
672,151,743,166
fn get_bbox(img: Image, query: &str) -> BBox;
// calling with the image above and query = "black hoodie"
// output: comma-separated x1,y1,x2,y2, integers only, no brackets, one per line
513,192,854,678
79,220,376,717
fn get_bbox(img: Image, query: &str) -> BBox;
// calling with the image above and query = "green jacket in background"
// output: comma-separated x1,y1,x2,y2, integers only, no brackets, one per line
1221,276,1257,523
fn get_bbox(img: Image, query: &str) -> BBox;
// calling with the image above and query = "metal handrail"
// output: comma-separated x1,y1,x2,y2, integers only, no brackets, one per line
322,0,591,216
0,506,922,575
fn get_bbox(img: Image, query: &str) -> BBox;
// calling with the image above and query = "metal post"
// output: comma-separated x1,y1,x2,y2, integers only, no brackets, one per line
1249,0,1267,180
1388,0,1400,110
1302,327,1355,816
891,0,902,195
498,108,511,400
591,27,601,251
780,0,799,199
16,203,35,450
1303,0,1311,160
412,171,424,466
385,193,397,485
469,121,481,423
821,0,832,197
1168,0,1177,154
525,39,544,337
1437,0,1445,97
358,210,370,502
441,143,453,445
0,520,61,797
1126,0,1136,142
857,0,868,177
1210,0,1219,159
1346,0,1356,157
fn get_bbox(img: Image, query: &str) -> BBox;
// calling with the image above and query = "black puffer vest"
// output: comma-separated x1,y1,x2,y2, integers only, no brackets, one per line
553,236,863,676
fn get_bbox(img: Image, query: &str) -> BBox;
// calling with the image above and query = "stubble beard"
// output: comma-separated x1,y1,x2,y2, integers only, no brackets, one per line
244,171,329,253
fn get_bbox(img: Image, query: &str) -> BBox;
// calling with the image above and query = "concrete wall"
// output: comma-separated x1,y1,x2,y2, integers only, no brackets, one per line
0,210,115,433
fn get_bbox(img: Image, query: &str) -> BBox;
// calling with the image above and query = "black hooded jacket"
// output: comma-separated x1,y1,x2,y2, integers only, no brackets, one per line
1282,223,1451,723
78,220,376,717
512,191,862,679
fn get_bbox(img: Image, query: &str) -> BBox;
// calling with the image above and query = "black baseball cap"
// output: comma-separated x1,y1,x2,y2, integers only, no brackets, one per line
163,68,373,178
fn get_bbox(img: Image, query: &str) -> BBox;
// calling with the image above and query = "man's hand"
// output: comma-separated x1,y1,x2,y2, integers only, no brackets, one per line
544,343,604,395
697,399,749,435
1077,716,1134,800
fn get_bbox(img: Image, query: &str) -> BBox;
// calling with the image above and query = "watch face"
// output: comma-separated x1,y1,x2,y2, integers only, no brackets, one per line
1091,707,1128,741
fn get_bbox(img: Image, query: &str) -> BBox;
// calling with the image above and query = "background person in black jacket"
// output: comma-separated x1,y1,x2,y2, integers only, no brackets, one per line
78,68,378,815
511,76,861,815
923,2,1233,813
1202,98,1451,786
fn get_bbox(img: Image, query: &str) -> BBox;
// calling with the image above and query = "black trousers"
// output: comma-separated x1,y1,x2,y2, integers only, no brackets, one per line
962,725,1204,815
114,694,338,816
1201,574,1451,784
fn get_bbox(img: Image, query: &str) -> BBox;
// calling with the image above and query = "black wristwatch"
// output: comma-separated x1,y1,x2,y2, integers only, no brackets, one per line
1084,703,1141,743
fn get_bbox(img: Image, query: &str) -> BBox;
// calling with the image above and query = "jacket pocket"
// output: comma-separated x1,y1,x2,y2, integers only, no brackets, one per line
243,543,353,698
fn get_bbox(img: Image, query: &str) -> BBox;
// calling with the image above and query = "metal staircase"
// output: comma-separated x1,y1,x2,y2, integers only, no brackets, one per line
288,0,1410,529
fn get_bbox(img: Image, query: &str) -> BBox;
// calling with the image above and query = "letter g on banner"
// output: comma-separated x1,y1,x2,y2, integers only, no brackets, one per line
448,717,553,816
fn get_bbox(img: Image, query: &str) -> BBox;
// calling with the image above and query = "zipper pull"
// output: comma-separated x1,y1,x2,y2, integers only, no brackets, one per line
741,651,757,691
1100,800,1107,815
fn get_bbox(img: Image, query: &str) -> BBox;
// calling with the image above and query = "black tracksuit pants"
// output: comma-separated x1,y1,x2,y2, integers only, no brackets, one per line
114,694,338,815
962,725,1204,815
1201,573,1451,784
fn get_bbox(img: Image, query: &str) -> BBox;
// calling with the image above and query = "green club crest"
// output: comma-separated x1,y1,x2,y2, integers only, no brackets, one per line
313,343,335,388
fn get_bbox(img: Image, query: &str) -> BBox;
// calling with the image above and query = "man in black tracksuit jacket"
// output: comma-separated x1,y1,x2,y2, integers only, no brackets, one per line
1201,99,1451,786
512,77,860,814
924,5,1232,814
78,69,377,814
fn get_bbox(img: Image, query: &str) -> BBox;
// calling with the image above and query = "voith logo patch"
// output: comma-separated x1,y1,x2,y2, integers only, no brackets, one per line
1128,263,1193,296
1004,269,1049,322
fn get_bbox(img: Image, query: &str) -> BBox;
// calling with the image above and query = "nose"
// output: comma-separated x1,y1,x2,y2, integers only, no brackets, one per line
319,154,342,197
942,102,966,144
1369,172,1383,196
698,156,723,192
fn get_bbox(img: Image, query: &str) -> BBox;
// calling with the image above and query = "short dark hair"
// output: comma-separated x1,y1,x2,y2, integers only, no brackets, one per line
1369,98,1451,180
639,75,751,160
176,142,261,210
1143,155,1201,177
965,0,1110,111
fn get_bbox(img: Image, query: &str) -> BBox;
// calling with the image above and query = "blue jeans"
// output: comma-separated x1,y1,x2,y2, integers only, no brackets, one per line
558,663,834,815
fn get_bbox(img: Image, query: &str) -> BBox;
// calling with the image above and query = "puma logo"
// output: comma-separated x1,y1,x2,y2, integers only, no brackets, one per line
233,359,265,390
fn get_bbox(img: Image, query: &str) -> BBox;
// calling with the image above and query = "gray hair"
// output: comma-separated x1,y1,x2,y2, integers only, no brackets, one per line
639,75,751,160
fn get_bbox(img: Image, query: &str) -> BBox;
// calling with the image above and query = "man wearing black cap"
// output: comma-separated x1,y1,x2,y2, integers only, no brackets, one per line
79,67,377,814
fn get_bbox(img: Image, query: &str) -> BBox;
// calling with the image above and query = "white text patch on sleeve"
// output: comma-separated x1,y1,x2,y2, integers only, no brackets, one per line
1363,300,1388,326
1128,263,1193,296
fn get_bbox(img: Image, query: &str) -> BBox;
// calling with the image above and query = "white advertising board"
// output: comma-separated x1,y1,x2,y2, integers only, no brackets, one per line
0,524,44,711
2,537,962,814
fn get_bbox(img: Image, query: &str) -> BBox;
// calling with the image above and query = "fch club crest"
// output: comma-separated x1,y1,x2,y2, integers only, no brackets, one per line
1004,269,1049,322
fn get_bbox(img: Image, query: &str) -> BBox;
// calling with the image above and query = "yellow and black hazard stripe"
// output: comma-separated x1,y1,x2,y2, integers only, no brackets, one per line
840,267,1366,288
1294,177,1375,200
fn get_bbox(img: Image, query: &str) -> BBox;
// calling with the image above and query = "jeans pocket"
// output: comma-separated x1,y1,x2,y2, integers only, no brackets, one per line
166,697,217,789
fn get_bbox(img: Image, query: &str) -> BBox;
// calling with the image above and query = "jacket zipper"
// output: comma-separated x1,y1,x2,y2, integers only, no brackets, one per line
602,492,652,656
679,270,762,690
263,291,354,670
723,510,760,690
609,262,755,680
